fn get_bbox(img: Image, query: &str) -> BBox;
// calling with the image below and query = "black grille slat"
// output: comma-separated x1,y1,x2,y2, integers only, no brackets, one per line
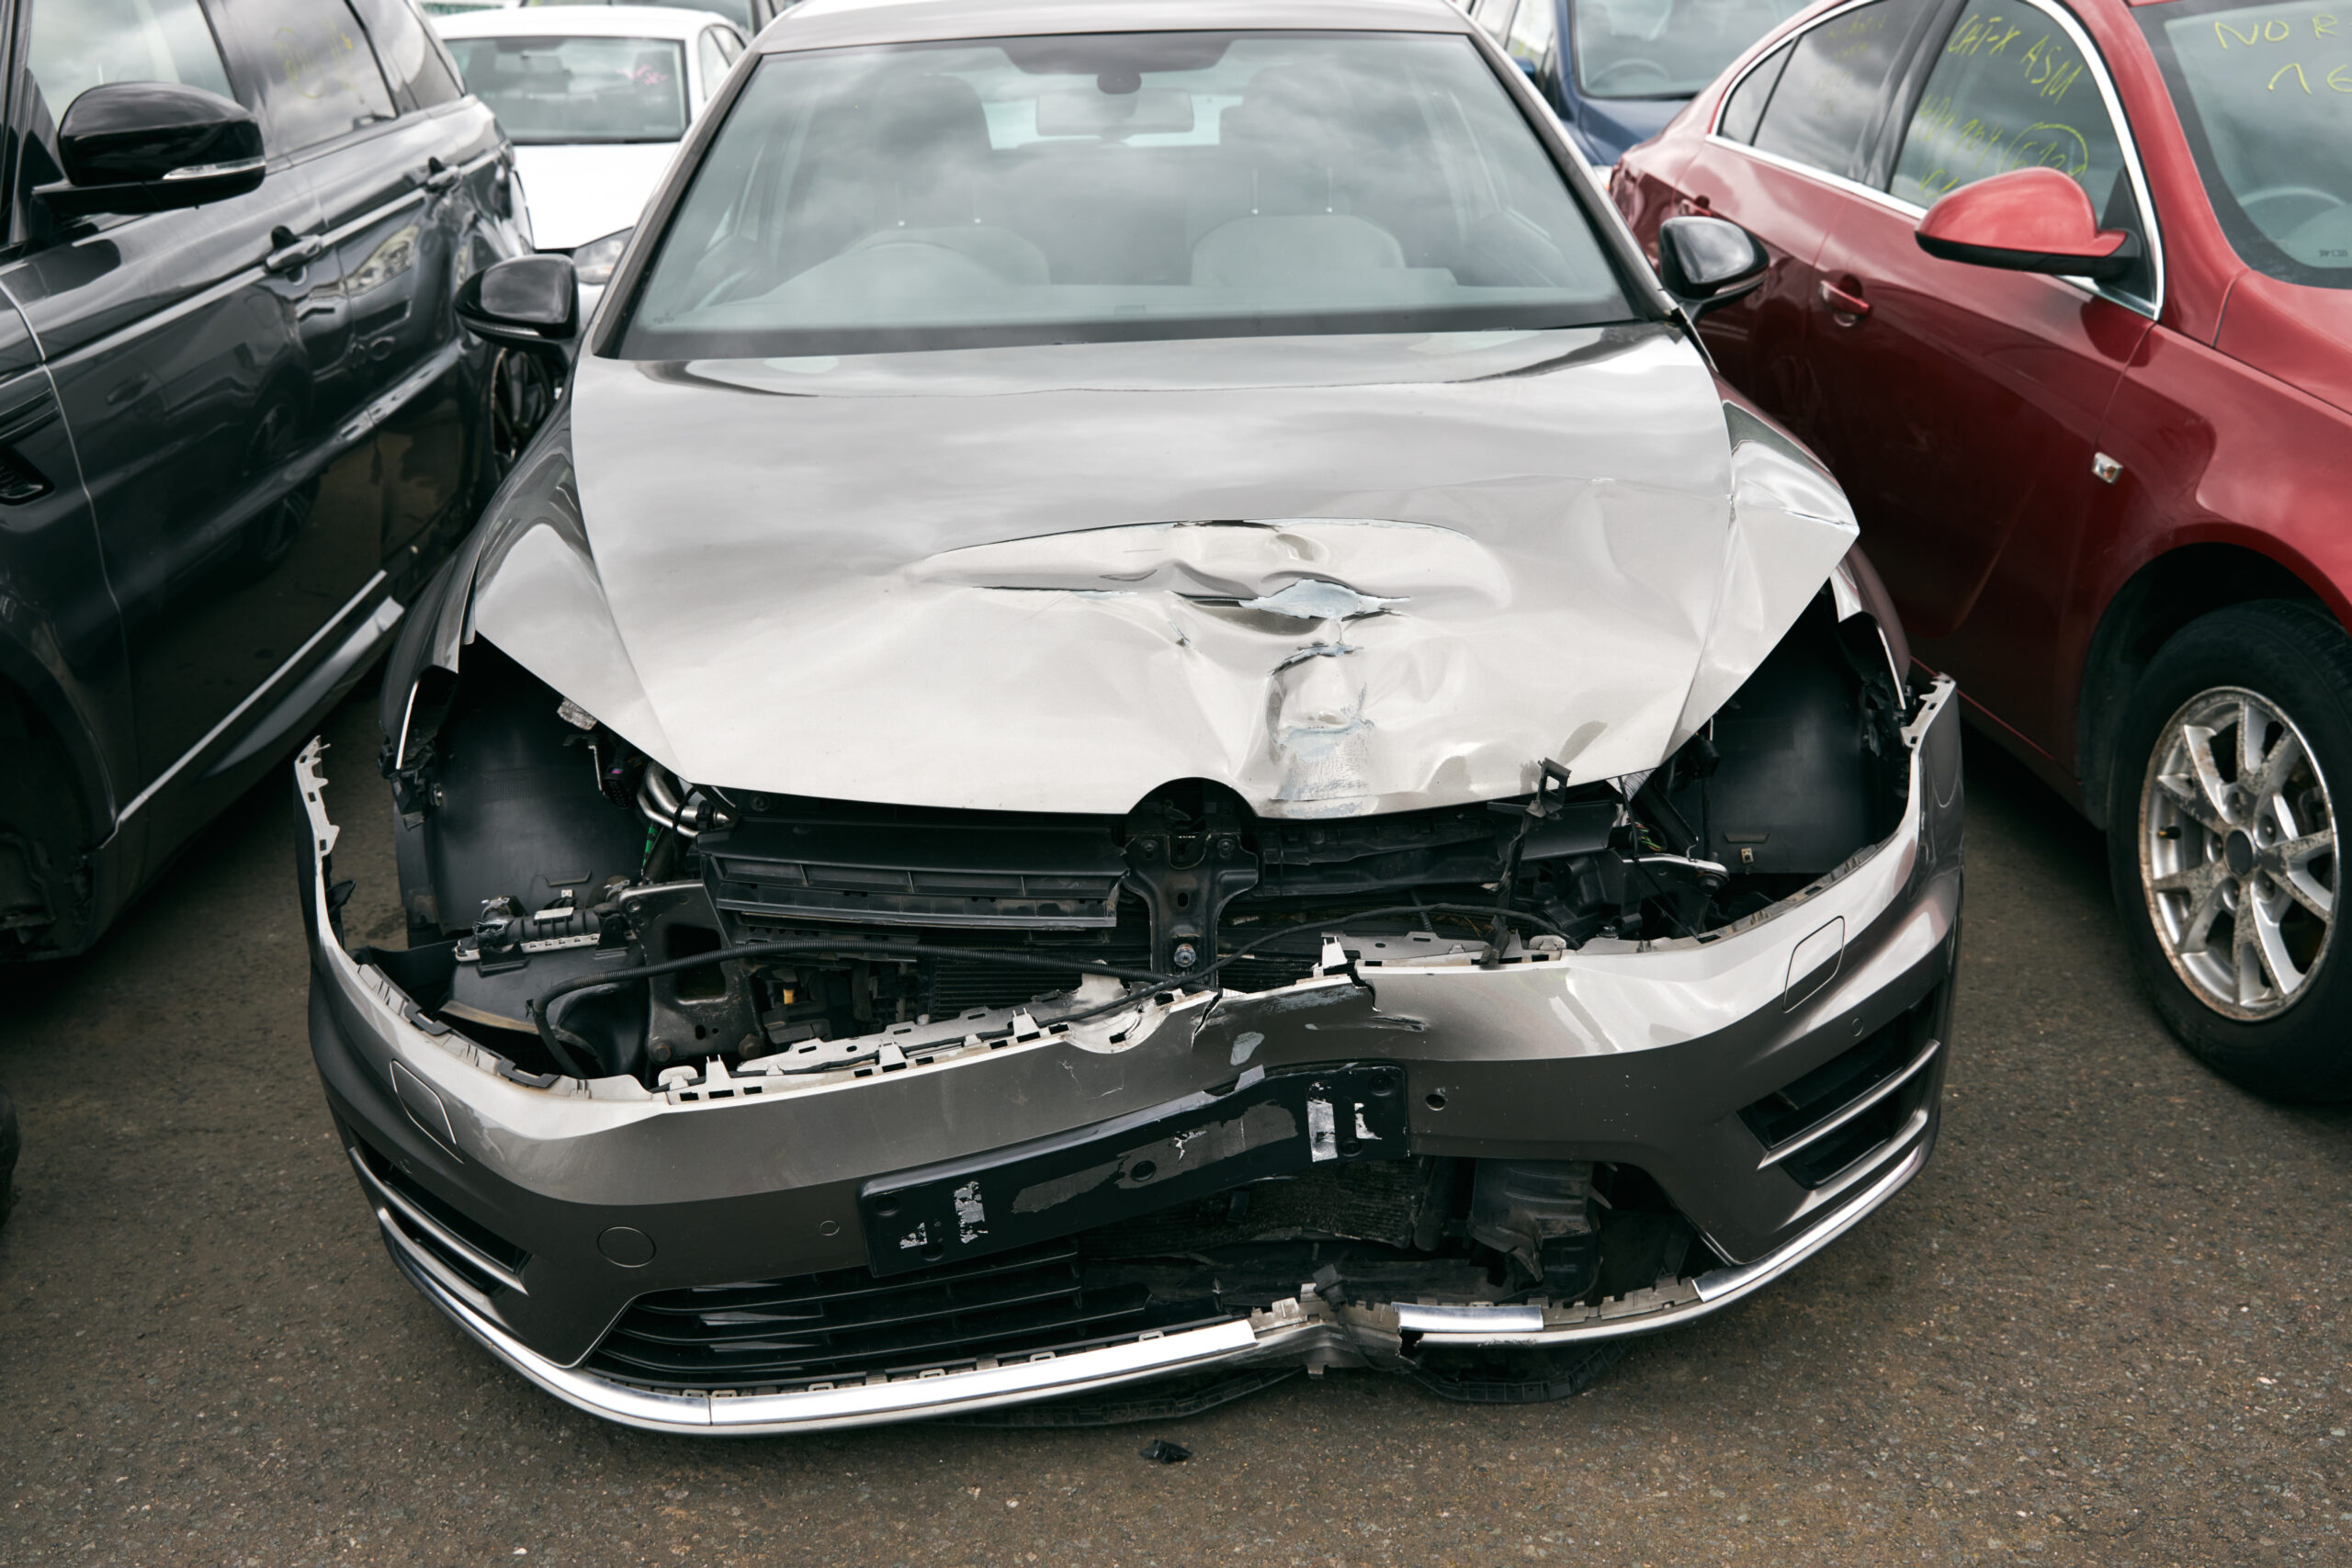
703,811,1129,931
635,1243,1088,1314
622,1275,1094,1346
598,1293,1154,1378
584,1238,1233,1390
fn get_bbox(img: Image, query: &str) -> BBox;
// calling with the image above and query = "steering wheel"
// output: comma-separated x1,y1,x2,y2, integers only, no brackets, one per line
2237,184,2346,235
1585,57,1676,94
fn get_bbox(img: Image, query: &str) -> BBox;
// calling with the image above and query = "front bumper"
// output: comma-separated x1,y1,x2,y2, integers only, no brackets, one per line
300,678,1963,1435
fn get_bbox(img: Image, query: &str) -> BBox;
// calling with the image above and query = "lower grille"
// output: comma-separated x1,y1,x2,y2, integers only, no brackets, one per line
1739,989,1942,1188
583,1241,1231,1393
351,1138,531,1296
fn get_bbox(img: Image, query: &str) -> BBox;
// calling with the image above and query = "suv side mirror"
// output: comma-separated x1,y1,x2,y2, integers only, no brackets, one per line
38,83,264,219
456,255,580,361
1914,166,2140,281
1656,216,1768,317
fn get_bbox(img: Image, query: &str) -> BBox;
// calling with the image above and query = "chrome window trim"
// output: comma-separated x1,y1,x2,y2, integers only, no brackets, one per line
1703,0,2164,320
1703,0,1895,143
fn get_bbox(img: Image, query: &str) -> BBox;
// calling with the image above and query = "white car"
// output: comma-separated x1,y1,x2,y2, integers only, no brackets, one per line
435,5,746,309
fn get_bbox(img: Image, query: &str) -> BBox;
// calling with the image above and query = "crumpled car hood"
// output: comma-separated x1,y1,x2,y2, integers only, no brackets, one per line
463,325,1858,818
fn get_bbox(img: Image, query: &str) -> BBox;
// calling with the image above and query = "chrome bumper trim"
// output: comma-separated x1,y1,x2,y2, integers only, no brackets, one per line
383,1135,1928,1433
352,1147,529,1296
1403,1135,1928,1348
382,1228,1321,1435
1757,1037,1942,1169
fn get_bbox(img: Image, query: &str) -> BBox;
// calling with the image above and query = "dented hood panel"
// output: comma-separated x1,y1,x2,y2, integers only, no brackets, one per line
469,325,1858,818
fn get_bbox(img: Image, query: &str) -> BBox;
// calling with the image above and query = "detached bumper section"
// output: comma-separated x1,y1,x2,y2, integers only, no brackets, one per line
300,679,1962,1434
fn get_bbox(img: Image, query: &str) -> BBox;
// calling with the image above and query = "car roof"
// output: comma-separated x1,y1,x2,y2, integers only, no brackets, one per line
754,0,1475,53
434,5,741,39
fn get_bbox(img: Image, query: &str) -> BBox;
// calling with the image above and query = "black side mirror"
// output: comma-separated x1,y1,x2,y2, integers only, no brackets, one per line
38,83,264,219
456,255,580,363
1656,216,1769,318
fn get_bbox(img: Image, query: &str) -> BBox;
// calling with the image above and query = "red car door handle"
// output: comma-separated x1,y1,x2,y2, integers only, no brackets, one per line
1818,280,1872,321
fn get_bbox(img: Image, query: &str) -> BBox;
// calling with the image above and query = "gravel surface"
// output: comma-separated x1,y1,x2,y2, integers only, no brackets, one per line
2,693,2346,1567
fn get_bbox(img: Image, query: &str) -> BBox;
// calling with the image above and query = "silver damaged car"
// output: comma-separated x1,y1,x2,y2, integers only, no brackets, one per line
297,0,1964,1434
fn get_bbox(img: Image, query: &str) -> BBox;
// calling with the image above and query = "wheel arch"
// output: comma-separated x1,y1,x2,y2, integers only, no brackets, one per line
0,649,113,958
2075,538,2341,830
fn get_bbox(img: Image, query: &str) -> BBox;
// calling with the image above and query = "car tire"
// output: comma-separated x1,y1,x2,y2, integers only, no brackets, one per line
2106,600,2352,1102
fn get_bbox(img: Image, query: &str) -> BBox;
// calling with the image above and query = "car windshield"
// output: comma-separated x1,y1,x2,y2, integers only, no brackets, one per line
617,30,1634,359
445,34,687,143
526,0,758,35
2142,0,2352,288
1568,0,1807,100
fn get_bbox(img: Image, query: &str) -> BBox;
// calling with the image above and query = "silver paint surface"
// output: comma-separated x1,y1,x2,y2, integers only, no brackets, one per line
466,326,1859,817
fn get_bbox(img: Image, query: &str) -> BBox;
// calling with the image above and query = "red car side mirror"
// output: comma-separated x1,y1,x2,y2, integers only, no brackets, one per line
1914,167,2140,282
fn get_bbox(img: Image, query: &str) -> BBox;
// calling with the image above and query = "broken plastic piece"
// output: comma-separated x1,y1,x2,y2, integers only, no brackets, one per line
1137,1438,1192,1463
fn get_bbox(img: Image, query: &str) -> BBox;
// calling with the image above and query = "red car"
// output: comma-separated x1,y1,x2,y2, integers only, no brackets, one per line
1613,0,2350,1100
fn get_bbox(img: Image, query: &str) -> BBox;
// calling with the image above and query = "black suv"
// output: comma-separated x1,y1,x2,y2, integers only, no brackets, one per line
0,0,535,960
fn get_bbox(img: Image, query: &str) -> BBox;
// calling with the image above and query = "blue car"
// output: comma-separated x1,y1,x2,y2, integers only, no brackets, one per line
1469,0,1807,165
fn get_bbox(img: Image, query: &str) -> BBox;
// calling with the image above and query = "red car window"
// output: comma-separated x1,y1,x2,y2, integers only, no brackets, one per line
1750,0,1935,178
1893,4,2126,210
1716,38,1793,143
1892,0,2157,305
2139,0,2352,290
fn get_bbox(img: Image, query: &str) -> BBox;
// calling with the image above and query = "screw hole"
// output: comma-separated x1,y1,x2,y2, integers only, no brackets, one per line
1339,1137,1362,1156
1425,1089,1447,1111
1130,1159,1158,1182
876,1195,899,1216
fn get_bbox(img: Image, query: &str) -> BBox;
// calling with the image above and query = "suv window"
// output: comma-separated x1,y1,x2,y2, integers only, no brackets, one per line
28,0,232,115
698,28,729,103
1506,0,1557,72
1717,38,1792,142
1750,0,1933,177
351,0,463,111
225,0,399,152
1471,0,1519,38
1893,3,2126,209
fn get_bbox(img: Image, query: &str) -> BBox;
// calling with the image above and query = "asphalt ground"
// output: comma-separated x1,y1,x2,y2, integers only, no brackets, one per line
2,689,2347,1568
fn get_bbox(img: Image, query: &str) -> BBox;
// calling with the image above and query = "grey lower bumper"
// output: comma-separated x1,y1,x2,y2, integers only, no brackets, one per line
382,1137,1927,1435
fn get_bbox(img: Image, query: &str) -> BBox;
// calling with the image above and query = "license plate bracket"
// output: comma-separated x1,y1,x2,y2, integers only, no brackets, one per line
857,1064,1410,1277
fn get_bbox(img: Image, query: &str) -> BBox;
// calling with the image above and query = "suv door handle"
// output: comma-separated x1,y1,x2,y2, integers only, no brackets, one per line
265,226,326,275
422,158,462,194
1818,279,1872,321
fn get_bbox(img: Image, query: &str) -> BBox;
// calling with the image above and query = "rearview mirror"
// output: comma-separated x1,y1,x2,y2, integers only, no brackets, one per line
1035,86,1193,138
1914,167,2140,281
38,83,263,219
456,255,580,362
1655,216,1768,317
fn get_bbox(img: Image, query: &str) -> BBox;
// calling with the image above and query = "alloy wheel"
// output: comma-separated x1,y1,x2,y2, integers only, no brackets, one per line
2139,686,2337,1019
